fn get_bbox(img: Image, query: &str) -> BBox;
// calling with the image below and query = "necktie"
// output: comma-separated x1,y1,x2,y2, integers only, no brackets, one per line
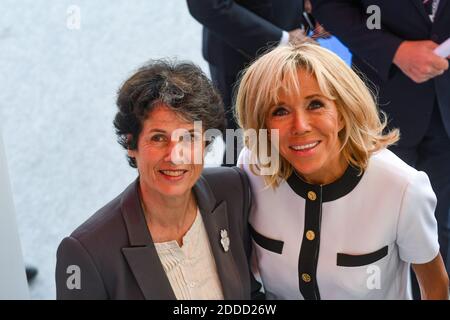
423,0,433,15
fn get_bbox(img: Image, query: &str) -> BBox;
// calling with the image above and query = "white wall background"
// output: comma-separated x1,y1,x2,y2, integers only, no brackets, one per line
0,130,29,299
0,0,215,299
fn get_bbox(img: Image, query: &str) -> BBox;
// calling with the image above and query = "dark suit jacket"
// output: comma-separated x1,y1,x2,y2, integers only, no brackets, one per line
311,0,450,146
55,167,261,299
187,0,305,76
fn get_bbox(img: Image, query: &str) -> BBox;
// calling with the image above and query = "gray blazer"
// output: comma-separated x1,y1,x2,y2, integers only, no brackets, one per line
55,167,261,299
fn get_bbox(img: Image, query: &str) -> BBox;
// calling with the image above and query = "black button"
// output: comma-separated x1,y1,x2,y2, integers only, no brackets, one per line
431,34,439,42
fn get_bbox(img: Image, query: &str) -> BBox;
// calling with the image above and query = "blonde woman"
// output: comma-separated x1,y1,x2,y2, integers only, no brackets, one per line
236,43,449,299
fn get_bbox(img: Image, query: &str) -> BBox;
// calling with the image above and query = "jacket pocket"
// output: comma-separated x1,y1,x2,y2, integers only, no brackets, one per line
337,246,388,267
249,224,284,254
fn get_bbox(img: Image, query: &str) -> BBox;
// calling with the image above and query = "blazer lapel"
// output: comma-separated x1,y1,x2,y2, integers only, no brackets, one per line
120,176,244,300
194,176,244,300
433,0,448,22
120,179,176,300
121,246,175,300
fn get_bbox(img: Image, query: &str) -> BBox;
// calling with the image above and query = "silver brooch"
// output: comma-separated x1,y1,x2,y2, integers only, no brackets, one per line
220,229,230,252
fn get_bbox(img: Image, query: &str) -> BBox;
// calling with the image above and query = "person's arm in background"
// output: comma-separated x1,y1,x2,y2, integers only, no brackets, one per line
186,0,305,59
310,0,448,82
310,0,403,81
235,151,265,299
303,0,331,39
234,167,265,299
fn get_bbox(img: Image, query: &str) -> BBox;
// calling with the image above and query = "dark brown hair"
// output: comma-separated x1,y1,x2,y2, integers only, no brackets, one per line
114,59,225,167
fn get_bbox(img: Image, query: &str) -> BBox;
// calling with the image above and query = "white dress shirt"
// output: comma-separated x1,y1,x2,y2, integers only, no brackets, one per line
154,209,224,300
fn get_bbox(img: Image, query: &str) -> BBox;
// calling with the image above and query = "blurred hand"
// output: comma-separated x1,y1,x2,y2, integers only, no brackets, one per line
311,22,332,40
305,0,312,13
304,0,331,40
288,28,309,45
393,40,449,83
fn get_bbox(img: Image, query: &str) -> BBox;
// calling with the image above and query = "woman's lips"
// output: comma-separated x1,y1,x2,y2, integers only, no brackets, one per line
289,141,321,156
158,169,188,181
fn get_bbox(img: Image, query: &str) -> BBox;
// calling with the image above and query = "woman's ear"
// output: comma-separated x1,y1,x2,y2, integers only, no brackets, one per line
126,134,136,157
337,108,346,132
339,116,345,131
127,148,136,158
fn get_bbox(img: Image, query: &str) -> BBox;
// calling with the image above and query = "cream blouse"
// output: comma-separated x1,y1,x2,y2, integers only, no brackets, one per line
154,209,224,300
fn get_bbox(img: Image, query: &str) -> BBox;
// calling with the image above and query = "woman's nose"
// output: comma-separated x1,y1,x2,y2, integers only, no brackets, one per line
292,112,311,135
164,140,189,164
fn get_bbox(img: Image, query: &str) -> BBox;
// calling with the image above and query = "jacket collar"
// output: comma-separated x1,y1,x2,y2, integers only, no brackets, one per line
286,165,363,202
194,175,245,300
410,0,448,23
120,179,174,300
120,176,243,300
434,0,448,22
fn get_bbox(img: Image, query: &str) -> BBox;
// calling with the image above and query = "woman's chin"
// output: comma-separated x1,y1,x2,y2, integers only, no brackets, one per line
292,164,323,183
157,187,190,198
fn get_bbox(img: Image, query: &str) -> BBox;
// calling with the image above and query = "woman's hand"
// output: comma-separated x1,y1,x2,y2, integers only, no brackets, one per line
288,28,308,45
412,253,449,300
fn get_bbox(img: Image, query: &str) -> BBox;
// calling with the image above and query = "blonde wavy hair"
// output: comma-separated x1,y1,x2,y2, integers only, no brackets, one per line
235,42,399,188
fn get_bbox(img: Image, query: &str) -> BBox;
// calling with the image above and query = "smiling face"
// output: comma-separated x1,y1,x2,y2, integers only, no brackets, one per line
128,104,205,198
265,69,347,185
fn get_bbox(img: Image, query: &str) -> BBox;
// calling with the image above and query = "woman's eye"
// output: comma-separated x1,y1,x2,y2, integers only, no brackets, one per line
151,134,168,143
271,107,289,117
178,133,201,143
308,99,324,110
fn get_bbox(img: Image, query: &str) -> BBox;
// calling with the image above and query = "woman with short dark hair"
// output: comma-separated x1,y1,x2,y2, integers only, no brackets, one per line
56,60,260,300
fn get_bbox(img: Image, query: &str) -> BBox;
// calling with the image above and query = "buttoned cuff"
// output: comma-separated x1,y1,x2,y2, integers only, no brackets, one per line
278,30,290,47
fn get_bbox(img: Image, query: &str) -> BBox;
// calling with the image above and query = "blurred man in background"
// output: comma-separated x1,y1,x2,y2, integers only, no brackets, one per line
310,0,450,298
